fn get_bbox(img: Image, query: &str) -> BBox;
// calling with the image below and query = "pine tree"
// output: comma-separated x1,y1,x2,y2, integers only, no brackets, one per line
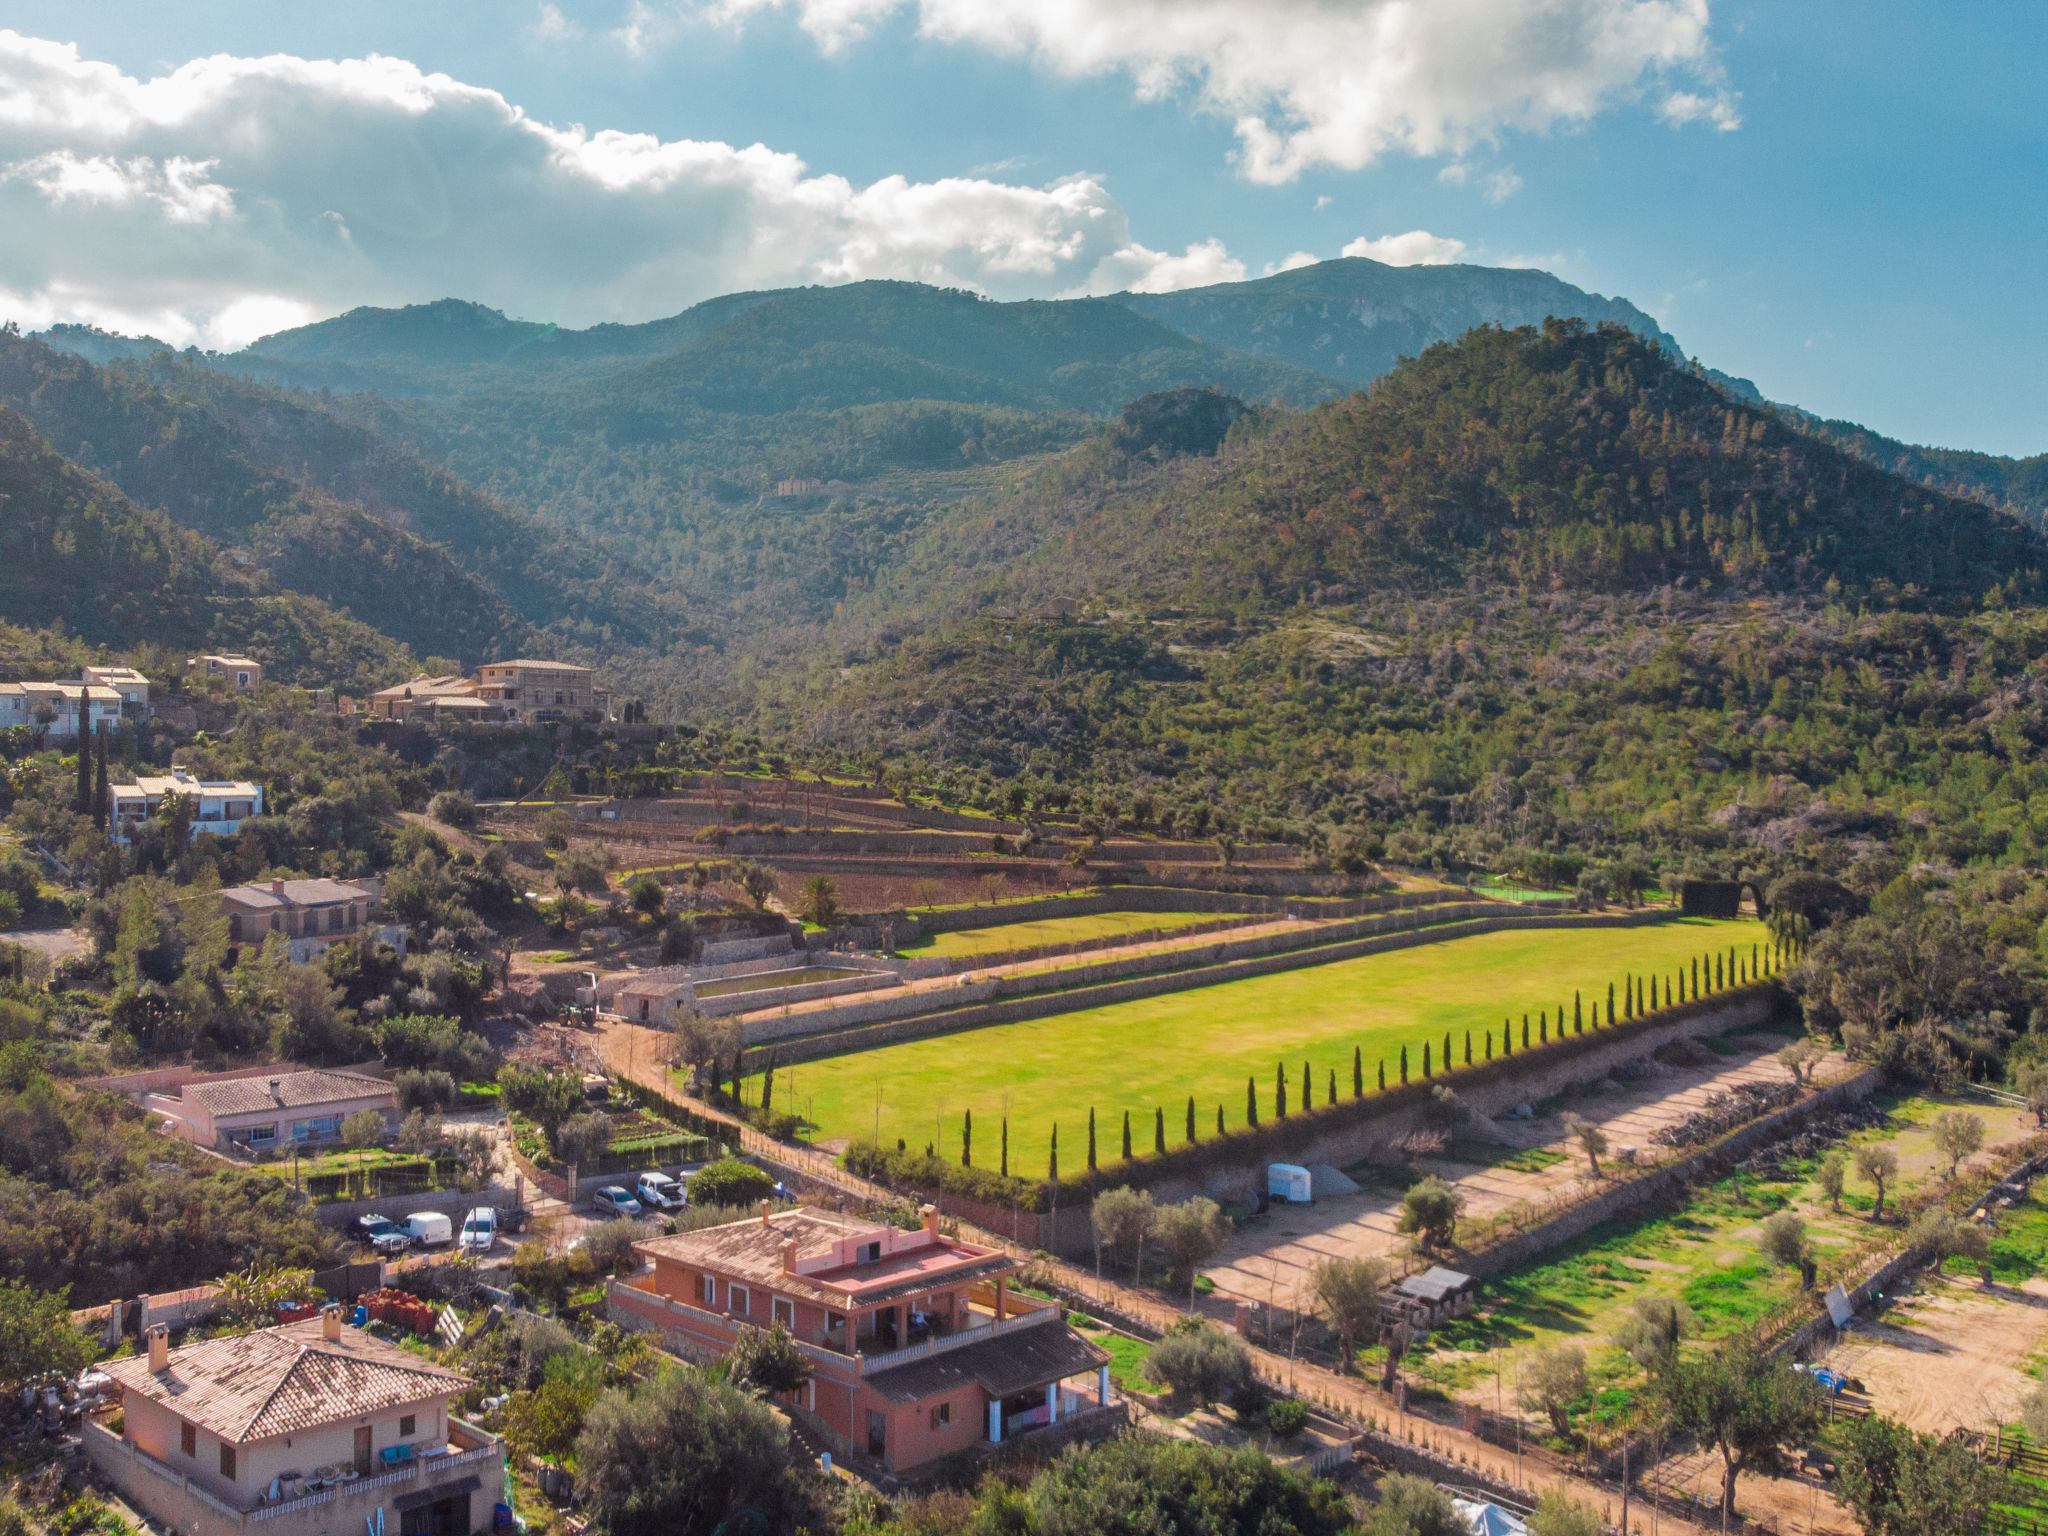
1001,1117,1008,1177
1121,1110,1132,1161
1088,1108,1098,1172
962,1109,972,1167
1353,1045,1364,1098
1187,1095,1197,1143
1154,1107,1165,1155
1247,1076,1258,1127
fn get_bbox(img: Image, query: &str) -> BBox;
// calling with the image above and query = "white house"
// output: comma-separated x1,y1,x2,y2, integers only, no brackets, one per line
108,768,265,844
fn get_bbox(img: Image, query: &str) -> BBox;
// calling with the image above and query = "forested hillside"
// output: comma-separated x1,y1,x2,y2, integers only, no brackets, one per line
0,405,414,691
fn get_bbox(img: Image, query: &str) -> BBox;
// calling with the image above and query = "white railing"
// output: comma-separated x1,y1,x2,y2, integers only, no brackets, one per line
246,1464,417,1521
858,1301,1057,1375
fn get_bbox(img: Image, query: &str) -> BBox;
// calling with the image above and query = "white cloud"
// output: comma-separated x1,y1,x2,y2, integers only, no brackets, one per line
0,30,1247,343
1312,194,1331,210
1657,88,1740,131
1341,229,1469,266
1484,167,1523,203
532,4,584,41
709,0,1733,182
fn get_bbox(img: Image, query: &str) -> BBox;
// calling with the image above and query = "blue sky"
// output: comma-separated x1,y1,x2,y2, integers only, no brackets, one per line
0,1,2042,455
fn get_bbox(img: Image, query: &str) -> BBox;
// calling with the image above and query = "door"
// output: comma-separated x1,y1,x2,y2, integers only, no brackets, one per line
866,1410,887,1458
354,1425,373,1476
400,1494,469,1536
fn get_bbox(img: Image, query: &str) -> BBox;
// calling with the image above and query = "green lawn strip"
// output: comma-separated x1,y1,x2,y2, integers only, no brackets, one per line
1068,1315,1155,1391
751,917,1758,1170
249,1147,430,1180
896,910,1227,958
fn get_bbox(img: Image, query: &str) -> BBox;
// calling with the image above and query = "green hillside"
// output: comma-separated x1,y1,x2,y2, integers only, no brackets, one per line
0,405,414,691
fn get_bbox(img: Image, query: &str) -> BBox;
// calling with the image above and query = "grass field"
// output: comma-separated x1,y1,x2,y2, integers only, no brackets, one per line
898,910,1227,959
749,916,1765,1171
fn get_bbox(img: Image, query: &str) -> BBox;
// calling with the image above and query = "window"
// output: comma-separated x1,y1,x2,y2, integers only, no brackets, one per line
928,1401,951,1430
247,1124,277,1146
699,1274,716,1307
729,1285,749,1318
399,1414,416,1438
862,1242,882,1263
772,1297,794,1328
219,1444,236,1481
181,1422,196,1457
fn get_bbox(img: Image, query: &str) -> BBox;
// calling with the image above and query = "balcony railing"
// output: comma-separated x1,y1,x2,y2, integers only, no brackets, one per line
857,1300,1057,1375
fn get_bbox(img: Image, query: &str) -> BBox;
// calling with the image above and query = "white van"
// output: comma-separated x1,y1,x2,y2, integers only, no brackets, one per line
403,1211,454,1247
459,1207,498,1254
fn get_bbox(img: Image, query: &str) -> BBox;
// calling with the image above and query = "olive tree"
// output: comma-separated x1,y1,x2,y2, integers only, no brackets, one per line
1651,1339,1824,1524
1517,1344,1589,1436
1091,1186,1157,1285
1930,1109,1985,1179
1309,1256,1386,1373
1395,1177,1462,1252
1153,1197,1229,1312
1854,1143,1899,1219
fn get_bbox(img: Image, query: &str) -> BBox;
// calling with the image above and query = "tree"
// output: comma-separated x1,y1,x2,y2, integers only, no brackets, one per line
554,1111,615,1181
395,1068,457,1115
1395,1176,1462,1251
447,1125,496,1190
2016,1061,2048,1128
1854,1143,1899,1219
1563,1112,1607,1176
73,690,90,811
1834,1411,2009,1536
1019,1434,1350,1536
1518,1344,1588,1435
627,874,666,916
1778,1038,1824,1084
1817,1149,1847,1211
1651,1339,1823,1523
341,1108,386,1175
797,875,839,928
688,1159,774,1209
214,1264,318,1330
394,1107,442,1153
1309,1256,1385,1372
92,727,108,828
575,1365,819,1536
581,1219,645,1276
1906,1210,1991,1276
1091,1186,1157,1286
1613,1293,1695,1375
498,1064,583,1143
1930,1108,1984,1178
1146,1320,1252,1406
726,1322,814,1399
1758,1210,1808,1270
1154,1197,1229,1312
732,859,778,910
1362,1473,1466,1536
0,1280,93,1392
1525,1490,1602,1536
669,1007,740,1093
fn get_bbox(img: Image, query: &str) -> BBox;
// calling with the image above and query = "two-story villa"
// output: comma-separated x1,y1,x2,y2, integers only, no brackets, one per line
108,768,265,844
218,876,383,961
610,1204,1114,1474
472,661,610,723
87,1308,500,1536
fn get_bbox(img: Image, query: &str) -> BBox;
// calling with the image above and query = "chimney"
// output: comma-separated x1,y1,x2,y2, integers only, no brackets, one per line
780,1238,798,1274
919,1203,939,1240
271,878,285,896
268,1078,282,1103
145,1325,169,1373
759,1199,772,1226
322,1304,343,1342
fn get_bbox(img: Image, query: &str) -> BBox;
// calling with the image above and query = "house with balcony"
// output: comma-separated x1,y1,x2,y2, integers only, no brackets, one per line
0,681,125,740
609,1203,1115,1474
84,665,153,718
85,1308,500,1536
108,768,264,844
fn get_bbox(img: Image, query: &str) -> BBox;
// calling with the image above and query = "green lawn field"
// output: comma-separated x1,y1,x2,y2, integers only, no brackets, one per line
899,910,1226,959
749,917,1768,1173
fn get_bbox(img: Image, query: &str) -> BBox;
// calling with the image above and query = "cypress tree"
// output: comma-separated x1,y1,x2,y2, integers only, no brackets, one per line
1608,981,1615,1023
1217,1104,1225,1136
1000,1117,1008,1177
1538,1011,1546,1045
1353,1045,1364,1098
1464,1030,1472,1065
92,728,108,829
1443,1032,1452,1072
1502,1018,1512,1057
1122,1110,1133,1161
1049,1125,1058,1183
1650,975,1658,1010
761,1049,775,1113
1247,1076,1259,1127
1692,956,1700,997
73,689,91,812
1399,1045,1408,1084
1378,1059,1386,1091
1276,1063,1287,1117
1154,1107,1166,1155
1303,1059,1312,1111
1522,1016,1530,1050
1485,1031,1493,1061
1625,976,1633,1017
1574,992,1582,1034
962,1109,972,1167
1187,1096,1197,1143
1088,1109,1098,1172
1328,1068,1337,1104
1752,942,1759,976
1716,953,1724,988
1422,1042,1432,1078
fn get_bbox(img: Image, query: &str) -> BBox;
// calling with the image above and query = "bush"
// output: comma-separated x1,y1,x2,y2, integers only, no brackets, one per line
1146,1319,1252,1405
687,1159,775,1209
582,1218,647,1276
843,1138,1040,1209
428,791,479,830
1267,1397,1310,1438
395,1068,457,1114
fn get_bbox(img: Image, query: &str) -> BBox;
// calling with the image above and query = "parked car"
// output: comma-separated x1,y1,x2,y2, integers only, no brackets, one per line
636,1172,684,1211
592,1185,642,1218
403,1211,454,1247
459,1207,498,1254
356,1215,412,1255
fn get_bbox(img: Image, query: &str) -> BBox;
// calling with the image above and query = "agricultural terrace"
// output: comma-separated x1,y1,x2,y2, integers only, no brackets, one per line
1404,1091,2038,1426
748,916,1764,1172
897,909,1228,959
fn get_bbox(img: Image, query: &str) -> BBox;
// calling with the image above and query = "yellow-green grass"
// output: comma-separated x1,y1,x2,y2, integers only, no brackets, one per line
749,916,1764,1171
898,910,1226,959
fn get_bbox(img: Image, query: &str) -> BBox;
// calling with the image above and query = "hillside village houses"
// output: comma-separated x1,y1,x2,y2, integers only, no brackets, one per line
367,659,611,724
217,876,402,963
107,768,265,845
0,663,154,740
610,1204,1115,1475
189,653,263,691
86,1307,500,1536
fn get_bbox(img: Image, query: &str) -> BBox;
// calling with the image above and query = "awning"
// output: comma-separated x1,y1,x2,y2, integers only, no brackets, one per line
394,1475,482,1512
864,1325,1111,1406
